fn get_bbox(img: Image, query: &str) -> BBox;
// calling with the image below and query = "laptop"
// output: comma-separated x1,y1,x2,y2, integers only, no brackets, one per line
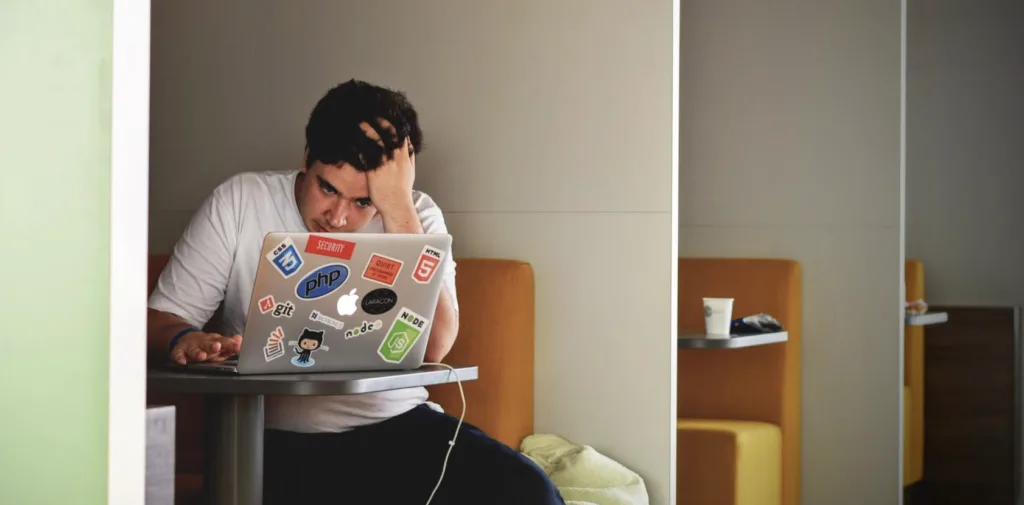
180,231,452,375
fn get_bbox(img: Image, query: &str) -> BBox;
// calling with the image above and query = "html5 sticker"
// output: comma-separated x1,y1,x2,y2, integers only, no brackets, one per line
266,237,304,278
411,245,445,284
305,235,356,260
362,253,403,286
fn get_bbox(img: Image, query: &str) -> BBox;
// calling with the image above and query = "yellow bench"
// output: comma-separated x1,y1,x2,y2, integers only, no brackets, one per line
678,258,802,505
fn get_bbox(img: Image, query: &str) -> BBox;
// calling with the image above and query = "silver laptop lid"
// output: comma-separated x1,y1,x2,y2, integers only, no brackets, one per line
236,232,452,374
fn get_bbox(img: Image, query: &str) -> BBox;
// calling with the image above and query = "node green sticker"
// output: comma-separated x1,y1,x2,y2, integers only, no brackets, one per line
378,307,430,363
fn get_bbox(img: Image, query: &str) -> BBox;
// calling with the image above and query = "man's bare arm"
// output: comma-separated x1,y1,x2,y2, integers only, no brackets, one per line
147,308,241,364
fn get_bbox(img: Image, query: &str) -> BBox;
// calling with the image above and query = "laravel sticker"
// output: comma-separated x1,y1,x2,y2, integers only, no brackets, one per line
362,254,403,286
305,235,356,260
412,245,444,284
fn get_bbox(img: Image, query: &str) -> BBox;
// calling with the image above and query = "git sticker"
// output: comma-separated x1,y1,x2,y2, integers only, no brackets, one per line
264,326,285,362
378,307,430,364
411,245,444,284
258,295,276,314
362,253,403,286
266,237,303,278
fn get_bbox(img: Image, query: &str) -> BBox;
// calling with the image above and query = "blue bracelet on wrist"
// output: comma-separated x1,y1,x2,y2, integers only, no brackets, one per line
169,326,201,353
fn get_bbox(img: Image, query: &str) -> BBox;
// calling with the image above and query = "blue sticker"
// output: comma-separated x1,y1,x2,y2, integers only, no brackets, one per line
266,237,304,279
295,263,349,300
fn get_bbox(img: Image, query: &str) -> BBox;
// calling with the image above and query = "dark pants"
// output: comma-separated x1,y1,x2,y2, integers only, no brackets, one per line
264,404,565,505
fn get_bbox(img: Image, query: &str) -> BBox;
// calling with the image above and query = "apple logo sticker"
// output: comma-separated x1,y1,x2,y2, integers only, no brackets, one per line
336,288,359,316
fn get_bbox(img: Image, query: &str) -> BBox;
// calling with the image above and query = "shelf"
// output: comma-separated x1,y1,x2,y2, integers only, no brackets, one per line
905,312,949,326
678,331,788,349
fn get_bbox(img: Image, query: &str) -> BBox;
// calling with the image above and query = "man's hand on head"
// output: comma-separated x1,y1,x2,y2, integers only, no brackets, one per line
367,137,423,233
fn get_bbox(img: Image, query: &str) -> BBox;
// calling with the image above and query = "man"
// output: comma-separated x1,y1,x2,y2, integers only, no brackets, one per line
147,79,564,505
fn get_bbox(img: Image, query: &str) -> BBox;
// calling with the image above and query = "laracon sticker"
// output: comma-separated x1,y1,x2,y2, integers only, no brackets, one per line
361,288,397,315
289,328,329,368
378,307,430,363
266,237,304,278
258,295,276,314
344,319,383,340
305,235,356,260
264,326,285,362
336,288,360,316
362,253,403,286
295,263,349,300
309,310,344,330
411,245,444,284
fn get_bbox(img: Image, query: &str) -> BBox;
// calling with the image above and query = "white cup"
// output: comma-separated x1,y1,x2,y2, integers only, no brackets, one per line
703,297,734,337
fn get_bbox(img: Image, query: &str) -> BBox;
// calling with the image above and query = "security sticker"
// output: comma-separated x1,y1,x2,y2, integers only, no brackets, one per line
411,245,444,284
264,326,285,362
309,310,344,330
378,307,430,363
266,237,304,278
362,253,403,286
344,319,383,340
289,328,329,367
305,235,356,260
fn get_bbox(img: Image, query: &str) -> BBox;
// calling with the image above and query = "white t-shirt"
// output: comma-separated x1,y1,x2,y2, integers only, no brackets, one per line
149,170,459,433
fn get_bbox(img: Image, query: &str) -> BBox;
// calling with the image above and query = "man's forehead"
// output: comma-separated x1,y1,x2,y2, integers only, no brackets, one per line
317,163,369,197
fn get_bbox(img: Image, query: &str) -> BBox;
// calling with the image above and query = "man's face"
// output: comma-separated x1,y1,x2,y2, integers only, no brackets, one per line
295,159,377,233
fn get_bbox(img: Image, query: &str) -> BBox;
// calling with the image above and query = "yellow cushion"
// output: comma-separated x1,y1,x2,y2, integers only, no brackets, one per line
678,419,782,505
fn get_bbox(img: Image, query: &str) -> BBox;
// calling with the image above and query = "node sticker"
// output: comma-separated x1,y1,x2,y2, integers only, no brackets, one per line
378,307,430,363
309,309,344,330
305,235,356,260
264,326,285,362
289,328,329,367
344,319,383,340
411,245,444,284
362,253,403,286
266,237,304,278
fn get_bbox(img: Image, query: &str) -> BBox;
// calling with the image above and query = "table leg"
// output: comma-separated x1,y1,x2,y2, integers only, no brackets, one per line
204,394,264,505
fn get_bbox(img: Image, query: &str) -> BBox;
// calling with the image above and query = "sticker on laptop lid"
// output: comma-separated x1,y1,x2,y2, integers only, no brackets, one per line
305,235,356,260
336,288,360,316
309,309,344,330
263,326,286,362
361,288,397,315
258,295,276,314
266,237,304,278
344,319,383,340
295,263,349,300
411,245,444,284
362,253,403,286
378,307,430,364
289,328,329,367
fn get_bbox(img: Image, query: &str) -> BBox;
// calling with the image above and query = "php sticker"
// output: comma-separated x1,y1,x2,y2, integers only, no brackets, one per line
266,237,304,278
344,319,383,340
295,263,349,300
288,328,329,368
361,288,397,315
264,326,285,362
362,253,403,286
305,235,356,260
309,310,344,330
411,245,444,284
378,307,430,363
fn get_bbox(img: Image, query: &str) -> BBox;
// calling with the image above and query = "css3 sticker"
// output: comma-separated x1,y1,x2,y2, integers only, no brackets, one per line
266,237,304,278
412,245,444,284
289,328,329,367
378,307,430,363
296,263,349,300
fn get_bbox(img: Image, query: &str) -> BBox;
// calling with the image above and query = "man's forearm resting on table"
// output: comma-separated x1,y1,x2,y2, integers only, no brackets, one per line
147,308,196,359
425,287,459,363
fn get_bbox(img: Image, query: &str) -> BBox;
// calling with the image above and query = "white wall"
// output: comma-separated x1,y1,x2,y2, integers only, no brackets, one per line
679,2,904,504
150,1,677,503
906,0,1024,307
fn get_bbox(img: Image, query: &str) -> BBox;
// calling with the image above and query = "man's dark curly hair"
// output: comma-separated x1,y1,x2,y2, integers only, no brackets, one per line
304,79,423,172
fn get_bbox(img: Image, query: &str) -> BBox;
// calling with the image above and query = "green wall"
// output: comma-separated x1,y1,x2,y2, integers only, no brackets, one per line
0,1,113,503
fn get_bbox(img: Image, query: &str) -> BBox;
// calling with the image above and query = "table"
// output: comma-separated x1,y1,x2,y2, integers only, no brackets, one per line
678,331,789,349
148,364,478,505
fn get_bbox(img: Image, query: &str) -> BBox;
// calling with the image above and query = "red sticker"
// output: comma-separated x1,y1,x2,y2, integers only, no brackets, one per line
362,254,403,286
258,295,275,314
305,235,356,260
412,246,444,284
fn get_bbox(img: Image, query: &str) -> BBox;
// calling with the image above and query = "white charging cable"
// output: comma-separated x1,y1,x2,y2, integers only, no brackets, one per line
421,362,465,505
